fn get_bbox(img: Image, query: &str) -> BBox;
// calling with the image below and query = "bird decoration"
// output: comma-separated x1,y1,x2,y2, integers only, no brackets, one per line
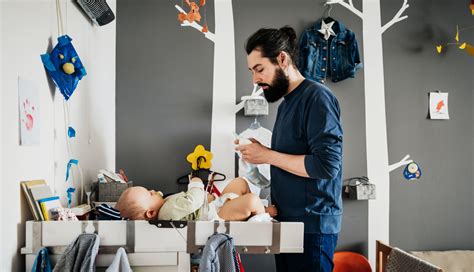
436,25,474,56
41,35,86,100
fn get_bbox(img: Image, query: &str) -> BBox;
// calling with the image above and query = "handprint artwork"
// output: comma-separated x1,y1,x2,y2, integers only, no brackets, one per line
18,78,40,145
21,99,35,131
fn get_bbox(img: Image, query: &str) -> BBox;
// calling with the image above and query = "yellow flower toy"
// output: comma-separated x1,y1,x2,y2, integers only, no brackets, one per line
186,145,213,170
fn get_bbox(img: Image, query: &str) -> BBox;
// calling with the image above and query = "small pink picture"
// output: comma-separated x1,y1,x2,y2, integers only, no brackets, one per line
18,77,40,145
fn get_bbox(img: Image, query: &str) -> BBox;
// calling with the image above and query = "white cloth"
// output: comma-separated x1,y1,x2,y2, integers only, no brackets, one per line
247,212,272,222
237,126,272,196
106,247,132,272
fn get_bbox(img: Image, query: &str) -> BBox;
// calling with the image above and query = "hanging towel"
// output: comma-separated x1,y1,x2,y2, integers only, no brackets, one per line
32,247,53,272
386,247,441,272
53,233,100,272
106,247,132,272
199,233,241,272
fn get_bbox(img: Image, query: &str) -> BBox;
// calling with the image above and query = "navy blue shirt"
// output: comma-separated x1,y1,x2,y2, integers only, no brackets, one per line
271,79,343,234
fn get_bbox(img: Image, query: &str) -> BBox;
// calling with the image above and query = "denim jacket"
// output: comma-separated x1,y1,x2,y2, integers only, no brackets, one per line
298,19,362,83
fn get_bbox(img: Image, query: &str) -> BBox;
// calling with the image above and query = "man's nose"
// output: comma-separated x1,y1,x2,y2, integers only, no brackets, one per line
252,74,261,85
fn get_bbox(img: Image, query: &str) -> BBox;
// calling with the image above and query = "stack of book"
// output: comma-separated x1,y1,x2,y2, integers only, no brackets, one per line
20,180,61,221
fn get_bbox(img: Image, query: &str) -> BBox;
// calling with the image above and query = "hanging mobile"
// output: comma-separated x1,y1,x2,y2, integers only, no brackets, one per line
403,161,422,180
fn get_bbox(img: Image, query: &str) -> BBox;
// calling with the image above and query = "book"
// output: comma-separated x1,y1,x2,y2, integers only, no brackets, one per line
20,180,47,221
38,196,62,221
70,204,92,216
29,185,52,200
29,185,53,219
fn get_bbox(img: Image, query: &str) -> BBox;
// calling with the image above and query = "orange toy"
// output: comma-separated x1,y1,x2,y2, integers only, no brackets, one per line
333,252,371,272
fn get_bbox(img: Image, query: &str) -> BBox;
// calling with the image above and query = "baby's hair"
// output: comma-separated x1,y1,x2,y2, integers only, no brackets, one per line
115,188,147,220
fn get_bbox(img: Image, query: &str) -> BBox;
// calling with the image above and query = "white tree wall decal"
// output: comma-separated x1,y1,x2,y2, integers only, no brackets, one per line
175,0,244,181
327,0,410,267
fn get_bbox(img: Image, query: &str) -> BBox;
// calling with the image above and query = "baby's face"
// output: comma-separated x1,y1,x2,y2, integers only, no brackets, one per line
117,186,165,220
146,189,165,212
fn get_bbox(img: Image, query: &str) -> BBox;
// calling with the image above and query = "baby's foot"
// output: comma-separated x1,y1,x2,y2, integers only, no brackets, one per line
265,205,278,217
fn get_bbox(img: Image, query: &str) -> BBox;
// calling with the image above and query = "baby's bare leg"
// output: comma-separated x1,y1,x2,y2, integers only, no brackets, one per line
207,177,249,203
218,194,265,221
221,177,251,196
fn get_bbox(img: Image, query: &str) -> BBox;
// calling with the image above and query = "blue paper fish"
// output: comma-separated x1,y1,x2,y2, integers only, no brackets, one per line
41,35,86,100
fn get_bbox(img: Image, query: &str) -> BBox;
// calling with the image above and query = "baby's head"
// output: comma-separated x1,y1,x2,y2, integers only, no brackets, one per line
115,186,165,220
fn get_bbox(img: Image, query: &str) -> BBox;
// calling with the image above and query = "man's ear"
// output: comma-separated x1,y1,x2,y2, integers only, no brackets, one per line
278,51,289,68
145,209,157,220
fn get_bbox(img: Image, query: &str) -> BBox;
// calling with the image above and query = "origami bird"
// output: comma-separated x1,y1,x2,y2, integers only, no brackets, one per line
41,35,86,101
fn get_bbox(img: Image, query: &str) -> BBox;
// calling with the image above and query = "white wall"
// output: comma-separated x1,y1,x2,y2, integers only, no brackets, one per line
0,0,116,270
0,0,4,265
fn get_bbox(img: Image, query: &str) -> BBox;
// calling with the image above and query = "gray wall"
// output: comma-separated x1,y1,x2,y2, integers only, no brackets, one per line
116,0,215,194
116,0,473,270
383,0,474,251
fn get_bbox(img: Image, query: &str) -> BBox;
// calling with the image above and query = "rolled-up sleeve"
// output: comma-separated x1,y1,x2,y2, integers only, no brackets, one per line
304,92,343,180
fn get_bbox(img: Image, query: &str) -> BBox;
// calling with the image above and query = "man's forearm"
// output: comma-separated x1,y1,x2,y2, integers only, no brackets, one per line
267,150,309,178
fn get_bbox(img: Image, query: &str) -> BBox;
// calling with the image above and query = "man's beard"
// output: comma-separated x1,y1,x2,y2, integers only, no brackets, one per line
259,67,289,103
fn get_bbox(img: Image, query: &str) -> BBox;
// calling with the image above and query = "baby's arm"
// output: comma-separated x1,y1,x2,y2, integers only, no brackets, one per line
173,177,206,213
158,177,206,220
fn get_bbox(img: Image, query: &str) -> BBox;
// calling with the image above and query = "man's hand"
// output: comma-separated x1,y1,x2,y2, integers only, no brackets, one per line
235,138,272,164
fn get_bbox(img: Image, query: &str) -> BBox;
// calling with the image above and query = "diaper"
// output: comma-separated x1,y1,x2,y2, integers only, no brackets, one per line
207,193,239,221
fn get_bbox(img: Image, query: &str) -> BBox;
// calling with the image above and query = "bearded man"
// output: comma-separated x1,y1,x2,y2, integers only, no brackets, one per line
235,26,344,272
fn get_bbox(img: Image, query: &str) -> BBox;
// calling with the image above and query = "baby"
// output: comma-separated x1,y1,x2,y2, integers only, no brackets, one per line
115,176,277,221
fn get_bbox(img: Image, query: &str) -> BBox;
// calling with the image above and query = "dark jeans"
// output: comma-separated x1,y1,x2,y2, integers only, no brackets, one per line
275,233,338,272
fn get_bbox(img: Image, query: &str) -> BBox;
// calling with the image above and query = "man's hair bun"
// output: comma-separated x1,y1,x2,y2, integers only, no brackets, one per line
280,26,297,42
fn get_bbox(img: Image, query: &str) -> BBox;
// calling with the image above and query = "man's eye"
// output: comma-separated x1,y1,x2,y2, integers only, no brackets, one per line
257,69,264,73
